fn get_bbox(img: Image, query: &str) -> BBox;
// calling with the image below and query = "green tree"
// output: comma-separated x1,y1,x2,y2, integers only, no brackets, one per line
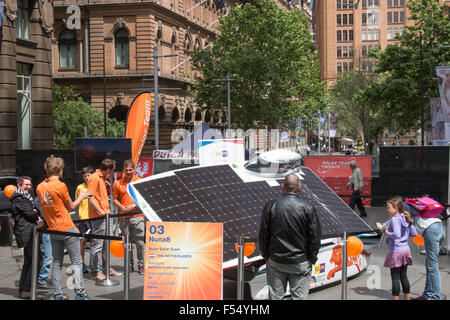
360,0,450,135
190,0,327,130
53,85,125,149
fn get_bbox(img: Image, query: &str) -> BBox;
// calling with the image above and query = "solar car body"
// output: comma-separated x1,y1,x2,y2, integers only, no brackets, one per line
128,150,375,299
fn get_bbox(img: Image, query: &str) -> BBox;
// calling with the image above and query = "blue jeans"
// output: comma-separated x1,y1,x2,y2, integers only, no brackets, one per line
423,222,446,300
38,233,52,283
50,228,86,297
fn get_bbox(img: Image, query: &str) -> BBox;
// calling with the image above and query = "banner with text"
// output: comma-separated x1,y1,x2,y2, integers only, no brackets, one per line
144,221,223,300
304,156,372,206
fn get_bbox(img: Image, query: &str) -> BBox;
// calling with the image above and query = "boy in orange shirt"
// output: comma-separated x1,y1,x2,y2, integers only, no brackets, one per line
36,155,92,300
87,158,117,280
113,160,145,275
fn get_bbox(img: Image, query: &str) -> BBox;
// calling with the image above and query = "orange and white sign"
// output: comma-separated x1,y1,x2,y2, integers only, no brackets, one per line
125,91,152,165
144,221,223,300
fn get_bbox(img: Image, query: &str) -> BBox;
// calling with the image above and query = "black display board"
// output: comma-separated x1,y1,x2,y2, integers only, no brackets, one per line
372,146,449,206
74,138,132,172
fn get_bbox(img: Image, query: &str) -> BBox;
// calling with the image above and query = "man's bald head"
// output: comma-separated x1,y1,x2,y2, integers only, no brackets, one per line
282,173,301,194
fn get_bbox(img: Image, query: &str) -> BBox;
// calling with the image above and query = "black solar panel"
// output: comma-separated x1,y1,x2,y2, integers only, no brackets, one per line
131,164,372,262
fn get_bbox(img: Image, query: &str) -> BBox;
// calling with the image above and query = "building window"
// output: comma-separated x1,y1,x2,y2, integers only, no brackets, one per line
362,0,367,8
16,0,29,39
17,63,32,150
343,30,348,41
388,0,392,7
343,46,348,57
343,14,347,25
349,30,353,40
362,29,367,41
337,14,341,25
388,12,393,23
59,30,77,69
337,46,342,57
374,29,380,40
115,29,130,67
368,29,373,40
349,46,353,56
337,30,342,41
362,45,367,56
362,13,367,25
337,62,342,73
343,62,348,71
342,0,348,9
349,14,353,25
394,11,399,23
387,28,393,40
400,11,405,22
337,0,341,9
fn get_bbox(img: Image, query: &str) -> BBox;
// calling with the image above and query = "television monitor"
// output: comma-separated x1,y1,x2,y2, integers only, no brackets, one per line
74,138,132,172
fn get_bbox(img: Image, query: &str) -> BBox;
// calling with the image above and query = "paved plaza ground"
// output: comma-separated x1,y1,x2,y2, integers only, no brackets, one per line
0,206,448,301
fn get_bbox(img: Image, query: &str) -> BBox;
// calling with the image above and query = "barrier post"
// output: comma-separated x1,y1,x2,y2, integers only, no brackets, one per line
341,231,348,300
97,214,119,287
30,226,40,300
124,234,130,300
237,236,245,300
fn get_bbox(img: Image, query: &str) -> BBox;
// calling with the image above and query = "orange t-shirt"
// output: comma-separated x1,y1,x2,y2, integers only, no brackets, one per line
113,174,143,218
88,169,110,218
36,177,76,232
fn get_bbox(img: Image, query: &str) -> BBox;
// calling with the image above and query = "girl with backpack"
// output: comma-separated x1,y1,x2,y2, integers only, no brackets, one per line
382,198,417,300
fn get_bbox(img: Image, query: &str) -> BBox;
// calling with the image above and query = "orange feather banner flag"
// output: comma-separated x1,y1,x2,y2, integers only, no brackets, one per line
125,91,152,165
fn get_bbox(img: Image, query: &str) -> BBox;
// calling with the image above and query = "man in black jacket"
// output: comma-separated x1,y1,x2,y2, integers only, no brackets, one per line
258,173,321,300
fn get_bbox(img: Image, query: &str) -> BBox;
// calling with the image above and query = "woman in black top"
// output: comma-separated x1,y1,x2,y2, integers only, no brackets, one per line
10,176,43,299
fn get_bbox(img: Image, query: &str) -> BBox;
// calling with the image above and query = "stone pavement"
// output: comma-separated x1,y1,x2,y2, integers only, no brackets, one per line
0,206,449,300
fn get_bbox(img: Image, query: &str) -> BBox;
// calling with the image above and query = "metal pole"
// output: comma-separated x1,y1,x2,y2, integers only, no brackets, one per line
227,72,231,131
237,236,245,300
419,32,424,146
103,44,107,138
30,226,40,300
341,231,348,300
154,46,159,150
328,112,331,155
96,214,119,286
124,234,130,300
318,114,321,155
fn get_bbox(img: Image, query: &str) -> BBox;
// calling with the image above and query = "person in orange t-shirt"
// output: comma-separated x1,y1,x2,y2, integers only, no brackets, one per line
36,155,92,300
113,159,145,275
87,158,117,280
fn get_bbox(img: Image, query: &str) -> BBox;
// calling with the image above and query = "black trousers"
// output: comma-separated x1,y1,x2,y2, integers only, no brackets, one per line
19,237,42,293
349,190,367,216
390,265,410,296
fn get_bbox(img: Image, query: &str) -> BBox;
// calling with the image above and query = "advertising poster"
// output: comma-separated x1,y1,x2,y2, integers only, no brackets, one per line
144,221,223,300
304,156,372,206
436,66,450,144
198,139,244,166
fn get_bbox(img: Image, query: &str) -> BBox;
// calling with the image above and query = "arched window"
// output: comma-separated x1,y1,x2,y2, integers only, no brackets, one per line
184,108,192,123
195,109,202,121
59,29,77,68
115,29,130,67
172,107,180,123
158,106,166,121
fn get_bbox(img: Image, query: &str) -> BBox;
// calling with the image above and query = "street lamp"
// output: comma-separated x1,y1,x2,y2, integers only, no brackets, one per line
213,72,243,131
135,47,177,150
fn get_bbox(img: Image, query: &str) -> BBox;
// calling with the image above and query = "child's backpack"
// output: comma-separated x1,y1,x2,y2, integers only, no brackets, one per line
405,197,444,218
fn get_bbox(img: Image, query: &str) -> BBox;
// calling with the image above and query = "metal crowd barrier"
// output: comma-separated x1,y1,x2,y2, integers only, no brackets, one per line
29,211,142,300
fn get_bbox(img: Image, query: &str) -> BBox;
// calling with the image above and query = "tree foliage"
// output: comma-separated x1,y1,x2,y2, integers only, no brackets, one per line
190,0,328,130
359,0,450,134
53,85,125,149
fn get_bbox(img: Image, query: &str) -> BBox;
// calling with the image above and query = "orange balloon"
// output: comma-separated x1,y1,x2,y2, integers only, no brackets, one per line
4,185,17,198
110,240,125,258
412,234,424,246
235,242,256,257
347,236,363,256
